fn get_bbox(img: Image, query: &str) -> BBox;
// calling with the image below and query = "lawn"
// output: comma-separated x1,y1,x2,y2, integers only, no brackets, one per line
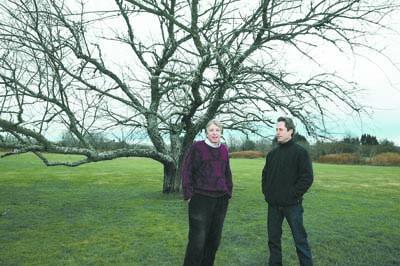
0,154,399,265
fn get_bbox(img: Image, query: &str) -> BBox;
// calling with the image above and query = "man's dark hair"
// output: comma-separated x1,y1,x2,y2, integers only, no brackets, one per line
277,117,296,137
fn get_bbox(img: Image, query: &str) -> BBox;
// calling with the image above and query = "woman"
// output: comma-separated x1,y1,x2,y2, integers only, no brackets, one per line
181,119,233,266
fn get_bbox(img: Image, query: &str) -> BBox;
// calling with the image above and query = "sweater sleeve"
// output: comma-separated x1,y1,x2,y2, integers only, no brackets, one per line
293,148,314,198
225,150,233,198
181,144,195,200
261,153,269,196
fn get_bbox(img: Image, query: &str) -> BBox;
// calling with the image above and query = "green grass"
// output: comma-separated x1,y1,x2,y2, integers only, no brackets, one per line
1,154,399,265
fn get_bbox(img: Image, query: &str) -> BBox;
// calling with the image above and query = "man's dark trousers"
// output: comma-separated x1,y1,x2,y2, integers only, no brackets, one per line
267,203,313,266
183,194,229,266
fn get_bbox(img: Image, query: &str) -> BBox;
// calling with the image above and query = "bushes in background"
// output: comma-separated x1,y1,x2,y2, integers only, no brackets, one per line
317,152,400,166
230,150,264,159
370,152,400,166
318,153,361,165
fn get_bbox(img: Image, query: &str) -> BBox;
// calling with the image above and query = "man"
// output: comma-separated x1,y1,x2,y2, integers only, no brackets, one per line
261,117,313,266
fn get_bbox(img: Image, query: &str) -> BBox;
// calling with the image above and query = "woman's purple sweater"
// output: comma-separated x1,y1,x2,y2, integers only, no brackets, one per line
181,140,233,200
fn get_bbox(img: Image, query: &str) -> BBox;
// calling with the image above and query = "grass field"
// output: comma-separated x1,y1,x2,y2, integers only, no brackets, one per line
1,154,399,265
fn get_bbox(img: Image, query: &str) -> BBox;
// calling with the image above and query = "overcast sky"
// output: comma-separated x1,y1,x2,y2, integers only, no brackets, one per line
263,11,400,145
351,52,400,145
89,2,400,145
321,21,400,144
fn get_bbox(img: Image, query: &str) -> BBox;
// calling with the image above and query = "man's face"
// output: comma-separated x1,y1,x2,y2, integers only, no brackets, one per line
276,121,293,144
206,123,222,144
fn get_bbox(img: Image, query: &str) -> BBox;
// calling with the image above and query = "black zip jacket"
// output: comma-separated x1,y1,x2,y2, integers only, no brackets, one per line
261,139,313,206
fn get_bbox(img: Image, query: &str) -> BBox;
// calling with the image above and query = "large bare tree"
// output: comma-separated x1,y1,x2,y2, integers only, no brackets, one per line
0,0,398,192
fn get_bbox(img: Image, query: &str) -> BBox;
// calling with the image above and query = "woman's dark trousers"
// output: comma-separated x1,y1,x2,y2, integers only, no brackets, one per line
267,203,313,266
183,194,229,266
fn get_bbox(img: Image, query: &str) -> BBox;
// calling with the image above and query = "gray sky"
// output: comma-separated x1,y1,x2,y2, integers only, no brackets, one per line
83,1,400,145
324,22,400,144
270,13,400,145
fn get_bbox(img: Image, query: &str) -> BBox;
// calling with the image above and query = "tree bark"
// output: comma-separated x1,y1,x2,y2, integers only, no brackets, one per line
162,161,180,193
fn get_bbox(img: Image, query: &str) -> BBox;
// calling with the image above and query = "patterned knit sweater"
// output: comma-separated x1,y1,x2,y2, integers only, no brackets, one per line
181,140,233,200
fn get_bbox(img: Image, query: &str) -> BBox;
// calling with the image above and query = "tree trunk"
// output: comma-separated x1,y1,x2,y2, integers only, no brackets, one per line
162,162,181,193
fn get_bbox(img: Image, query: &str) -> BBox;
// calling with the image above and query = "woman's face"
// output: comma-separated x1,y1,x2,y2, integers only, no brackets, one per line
206,123,222,144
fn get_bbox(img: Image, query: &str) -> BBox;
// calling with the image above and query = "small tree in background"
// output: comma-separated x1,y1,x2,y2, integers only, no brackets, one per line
361,134,379,145
241,137,256,151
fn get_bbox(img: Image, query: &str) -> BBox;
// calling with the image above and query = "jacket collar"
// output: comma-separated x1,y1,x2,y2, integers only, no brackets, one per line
278,138,294,147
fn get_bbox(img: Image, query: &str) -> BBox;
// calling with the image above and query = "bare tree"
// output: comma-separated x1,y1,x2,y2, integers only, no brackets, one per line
0,0,398,192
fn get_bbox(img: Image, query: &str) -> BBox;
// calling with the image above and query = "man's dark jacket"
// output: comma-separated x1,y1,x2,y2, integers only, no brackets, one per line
262,139,313,206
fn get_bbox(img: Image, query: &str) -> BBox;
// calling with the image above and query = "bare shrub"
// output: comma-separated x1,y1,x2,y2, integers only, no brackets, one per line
318,153,361,164
370,152,400,166
230,151,264,159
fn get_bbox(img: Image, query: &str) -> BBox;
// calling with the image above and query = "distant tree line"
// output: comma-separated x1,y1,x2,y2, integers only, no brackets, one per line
226,133,399,160
2,131,398,161
57,131,154,151
0,131,153,152
310,135,398,160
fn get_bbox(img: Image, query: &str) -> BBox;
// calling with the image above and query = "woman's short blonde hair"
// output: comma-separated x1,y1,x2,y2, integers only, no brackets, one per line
205,119,223,133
